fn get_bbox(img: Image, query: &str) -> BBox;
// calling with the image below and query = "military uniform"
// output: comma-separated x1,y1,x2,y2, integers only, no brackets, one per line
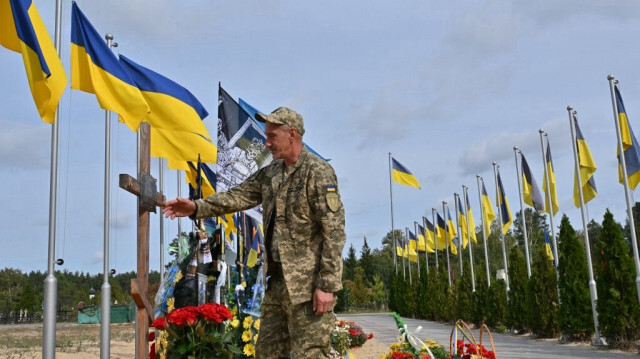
192,146,346,358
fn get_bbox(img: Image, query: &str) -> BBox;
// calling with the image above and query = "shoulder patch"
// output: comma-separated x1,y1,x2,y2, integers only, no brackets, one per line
326,185,340,212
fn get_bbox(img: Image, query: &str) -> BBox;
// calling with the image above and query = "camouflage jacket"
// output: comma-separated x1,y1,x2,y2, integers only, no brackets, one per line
193,147,346,305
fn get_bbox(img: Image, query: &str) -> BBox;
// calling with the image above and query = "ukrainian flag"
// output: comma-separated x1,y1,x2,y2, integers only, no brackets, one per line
417,224,434,252
446,208,458,255
395,238,404,257
435,212,447,250
423,217,436,252
70,2,149,131
544,228,554,261
457,196,469,249
465,194,477,244
521,153,544,211
496,171,513,235
615,86,640,191
119,55,217,163
573,115,597,207
245,229,261,268
541,142,559,215
185,161,216,198
220,213,237,249
391,158,421,189
0,0,66,124
407,231,419,262
481,181,495,237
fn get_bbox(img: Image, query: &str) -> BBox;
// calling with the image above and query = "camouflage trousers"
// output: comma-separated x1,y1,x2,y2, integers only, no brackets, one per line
255,277,333,359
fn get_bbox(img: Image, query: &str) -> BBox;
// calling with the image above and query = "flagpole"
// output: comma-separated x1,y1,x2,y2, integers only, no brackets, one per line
443,202,452,287
389,153,398,275
493,163,510,298
567,106,603,345
539,130,559,268
422,217,430,275
43,0,64,357
608,75,640,305
513,147,532,278
454,193,464,276
401,231,406,280
463,186,476,292
405,228,412,285
414,222,421,278
177,170,182,236
159,158,165,279
432,209,439,270
477,176,491,287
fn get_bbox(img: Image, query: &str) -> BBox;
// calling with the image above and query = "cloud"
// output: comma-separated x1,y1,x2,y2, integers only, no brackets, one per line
0,120,50,168
458,119,566,176
85,251,103,266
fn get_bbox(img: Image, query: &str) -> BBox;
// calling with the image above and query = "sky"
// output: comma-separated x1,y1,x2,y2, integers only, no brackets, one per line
3,0,640,275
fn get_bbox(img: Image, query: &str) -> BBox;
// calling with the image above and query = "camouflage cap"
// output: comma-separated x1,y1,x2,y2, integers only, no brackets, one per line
256,107,305,136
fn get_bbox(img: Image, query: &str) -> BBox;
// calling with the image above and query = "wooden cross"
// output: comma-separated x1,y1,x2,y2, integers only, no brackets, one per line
119,122,166,358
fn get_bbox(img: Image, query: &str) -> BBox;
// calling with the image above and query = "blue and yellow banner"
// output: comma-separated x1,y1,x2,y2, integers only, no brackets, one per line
422,217,437,252
70,2,149,131
0,0,66,124
465,194,477,244
496,170,513,235
542,142,559,215
417,224,434,253
544,228,554,261
446,208,458,255
573,115,597,207
615,85,640,191
391,158,421,189
457,196,468,249
186,161,216,199
481,181,495,237
435,212,447,250
521,153,544,211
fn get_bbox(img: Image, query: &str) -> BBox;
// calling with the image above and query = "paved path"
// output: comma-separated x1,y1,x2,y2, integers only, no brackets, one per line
339,313,636,358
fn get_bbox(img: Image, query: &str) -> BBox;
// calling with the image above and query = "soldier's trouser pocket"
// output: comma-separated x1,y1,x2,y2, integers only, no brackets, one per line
288,301,333,359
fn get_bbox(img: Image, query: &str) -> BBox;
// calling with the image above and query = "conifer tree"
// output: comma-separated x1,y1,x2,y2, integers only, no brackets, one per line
557,215,593,341
506,245,528,331
526,245,558,338
344,244,358,282
596,210,640,348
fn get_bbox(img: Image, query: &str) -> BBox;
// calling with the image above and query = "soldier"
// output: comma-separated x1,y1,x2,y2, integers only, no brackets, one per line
163,107,346,358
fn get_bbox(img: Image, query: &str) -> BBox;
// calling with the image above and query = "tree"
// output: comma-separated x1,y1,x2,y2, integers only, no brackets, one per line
343,244,358,282
347,266,371,308
596,210,640,348
513,208,547,247
557,215,593,341
360,237,374,283
526,245,558,338
506,245,528,331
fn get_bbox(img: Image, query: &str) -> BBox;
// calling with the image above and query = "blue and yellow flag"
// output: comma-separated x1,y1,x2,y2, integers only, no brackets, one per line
391,158,421,189
245,228,262,268
0,0,67,124
70,2,149,131
541,141,559,215
220,213,238,250
614,85,640,191
573,115,597,207
544,227,554,261
118,55,217,163
186,161,216,199
465,194,477,244
395,238,404,257
481,181,495,237
407,231,419,262
446,208,458,255
496,171,513,235
457,196,469,249
423,217,437,252
521,153,544,211
435,212,447,250
417,224,434,253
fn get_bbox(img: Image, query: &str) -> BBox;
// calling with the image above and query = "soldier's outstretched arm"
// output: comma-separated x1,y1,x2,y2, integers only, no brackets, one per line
162,198,196,219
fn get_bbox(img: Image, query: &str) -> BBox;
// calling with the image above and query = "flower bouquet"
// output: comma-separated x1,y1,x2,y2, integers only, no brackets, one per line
332,319,374,355
151,302,240,359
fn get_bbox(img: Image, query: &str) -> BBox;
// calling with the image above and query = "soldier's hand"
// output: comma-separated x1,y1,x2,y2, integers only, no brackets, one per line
162,198,196,219
313,288,335,316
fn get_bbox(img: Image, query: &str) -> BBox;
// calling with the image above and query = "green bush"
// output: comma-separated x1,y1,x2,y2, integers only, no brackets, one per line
596,210,640,349
557,215,594,341
526,245,558,338
506,245,528,331
486,279,506,328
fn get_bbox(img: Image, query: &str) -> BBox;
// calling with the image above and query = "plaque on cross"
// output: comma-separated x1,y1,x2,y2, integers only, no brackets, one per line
119,122,166,358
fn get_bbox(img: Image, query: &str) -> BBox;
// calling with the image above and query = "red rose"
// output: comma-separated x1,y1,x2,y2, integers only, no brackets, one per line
368,333,374,339
349,328,358,336
167,306,199,326
150,317,167,331
197,303,232,324
147,331,156,341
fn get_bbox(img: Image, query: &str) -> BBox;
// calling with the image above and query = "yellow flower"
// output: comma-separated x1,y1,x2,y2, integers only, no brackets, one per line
231,306,238,316
167,298,175,313
242,330,253,342
174,271,183,283
253,318,260,330
230,318,240,328
243,316,253,329
159,338,168,350
254,333,259,343
243,343,255,356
